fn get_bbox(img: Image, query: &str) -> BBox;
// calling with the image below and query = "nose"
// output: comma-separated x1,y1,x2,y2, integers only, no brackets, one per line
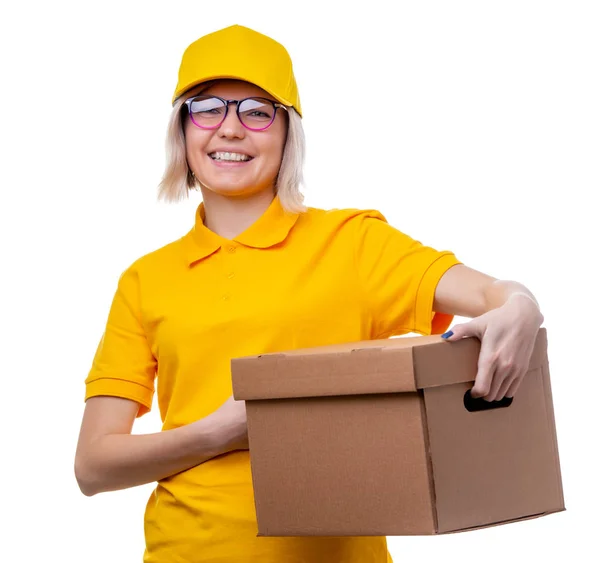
218,102,245,139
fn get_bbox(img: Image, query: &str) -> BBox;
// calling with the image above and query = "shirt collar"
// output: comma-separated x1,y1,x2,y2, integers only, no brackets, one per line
183,195,300,266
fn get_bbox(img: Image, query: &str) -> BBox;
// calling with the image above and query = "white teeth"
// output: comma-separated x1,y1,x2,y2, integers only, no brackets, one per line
209,152,251,162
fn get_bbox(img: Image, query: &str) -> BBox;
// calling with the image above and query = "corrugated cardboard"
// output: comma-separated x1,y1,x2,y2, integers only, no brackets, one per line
231,328,564,536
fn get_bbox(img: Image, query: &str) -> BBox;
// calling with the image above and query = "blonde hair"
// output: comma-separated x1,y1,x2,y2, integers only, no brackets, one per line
157,84,307,214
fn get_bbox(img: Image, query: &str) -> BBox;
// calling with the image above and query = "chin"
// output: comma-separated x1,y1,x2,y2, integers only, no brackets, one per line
204,182,268,199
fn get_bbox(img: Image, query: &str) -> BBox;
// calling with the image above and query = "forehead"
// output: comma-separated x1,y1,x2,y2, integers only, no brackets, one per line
197,79,274,101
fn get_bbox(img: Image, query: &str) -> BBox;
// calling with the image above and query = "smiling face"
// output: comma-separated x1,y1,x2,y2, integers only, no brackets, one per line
183,79,288,198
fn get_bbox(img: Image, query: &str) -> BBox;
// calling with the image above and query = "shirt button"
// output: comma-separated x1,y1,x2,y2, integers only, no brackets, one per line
227,272,235,279
227,246,236,253
222,294,230,301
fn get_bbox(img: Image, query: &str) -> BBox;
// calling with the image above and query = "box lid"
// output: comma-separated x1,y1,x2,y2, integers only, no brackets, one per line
231,329,548,401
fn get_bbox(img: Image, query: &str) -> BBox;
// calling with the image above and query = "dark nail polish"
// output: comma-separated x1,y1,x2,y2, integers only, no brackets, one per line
441,331,453,339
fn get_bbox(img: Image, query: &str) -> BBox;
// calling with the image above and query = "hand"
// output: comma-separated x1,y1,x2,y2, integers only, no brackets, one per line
441,294,544,401
210,395,249,453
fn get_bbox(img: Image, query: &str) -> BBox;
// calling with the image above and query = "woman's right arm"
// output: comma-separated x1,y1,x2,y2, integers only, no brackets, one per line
74,395,248,497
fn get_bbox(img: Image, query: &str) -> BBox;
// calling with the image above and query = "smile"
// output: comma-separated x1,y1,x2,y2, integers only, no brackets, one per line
208,152,253,162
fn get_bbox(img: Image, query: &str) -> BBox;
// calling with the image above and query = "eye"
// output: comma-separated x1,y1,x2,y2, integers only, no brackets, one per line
189,97,225,116
239,98,274,122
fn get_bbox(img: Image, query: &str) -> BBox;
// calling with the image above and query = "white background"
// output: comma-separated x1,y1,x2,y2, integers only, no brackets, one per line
1,1,598,561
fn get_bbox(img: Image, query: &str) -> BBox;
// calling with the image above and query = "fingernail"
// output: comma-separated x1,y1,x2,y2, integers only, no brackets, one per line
441,331,454,339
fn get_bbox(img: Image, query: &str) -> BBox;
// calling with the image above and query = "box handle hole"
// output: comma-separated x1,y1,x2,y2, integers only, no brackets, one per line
463,389,513,412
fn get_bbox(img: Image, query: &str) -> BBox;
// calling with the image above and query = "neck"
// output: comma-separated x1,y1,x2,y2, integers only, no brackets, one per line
200,187,276,239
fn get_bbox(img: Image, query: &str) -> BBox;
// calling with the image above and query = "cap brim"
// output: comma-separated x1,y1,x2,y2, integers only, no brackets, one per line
172,74,294,109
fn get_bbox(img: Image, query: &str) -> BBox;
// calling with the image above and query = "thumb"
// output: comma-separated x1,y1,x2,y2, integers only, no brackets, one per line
441,321,480,341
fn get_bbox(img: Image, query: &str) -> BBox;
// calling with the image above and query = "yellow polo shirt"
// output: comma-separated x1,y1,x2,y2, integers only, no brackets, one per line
85,195,462,563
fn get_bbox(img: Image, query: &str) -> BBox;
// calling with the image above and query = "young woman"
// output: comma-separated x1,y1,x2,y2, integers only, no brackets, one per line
75,24,544,563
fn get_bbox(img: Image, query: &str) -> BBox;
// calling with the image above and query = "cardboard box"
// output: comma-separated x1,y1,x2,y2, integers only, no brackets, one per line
231,328,564,536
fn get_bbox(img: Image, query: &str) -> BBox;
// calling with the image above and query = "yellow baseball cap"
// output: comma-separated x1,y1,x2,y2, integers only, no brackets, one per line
172,24,302,117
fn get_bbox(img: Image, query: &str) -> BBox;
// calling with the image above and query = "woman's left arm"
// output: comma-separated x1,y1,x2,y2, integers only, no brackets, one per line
433,264,545,402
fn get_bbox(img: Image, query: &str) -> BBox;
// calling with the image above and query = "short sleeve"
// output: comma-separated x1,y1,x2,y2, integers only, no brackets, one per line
354,210,463,338
84,264,157,417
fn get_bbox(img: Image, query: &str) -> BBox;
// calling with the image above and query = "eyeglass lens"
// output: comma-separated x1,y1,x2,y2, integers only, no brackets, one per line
188,97,276,130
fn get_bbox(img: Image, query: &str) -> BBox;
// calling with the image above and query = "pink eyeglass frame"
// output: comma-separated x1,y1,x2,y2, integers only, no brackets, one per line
183,95,289,132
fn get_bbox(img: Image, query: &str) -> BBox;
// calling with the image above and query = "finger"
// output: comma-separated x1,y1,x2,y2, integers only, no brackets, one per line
441,324,465,340
484,359,517,400
472,356,495,398
442,318,485,341
486,354,520,401
471,335,497,398
491,371,518,401
484,370,507,402
506,374,525,398
493,362,524,400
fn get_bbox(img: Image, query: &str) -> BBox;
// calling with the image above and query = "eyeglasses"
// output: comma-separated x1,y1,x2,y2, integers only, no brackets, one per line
183,95,288,131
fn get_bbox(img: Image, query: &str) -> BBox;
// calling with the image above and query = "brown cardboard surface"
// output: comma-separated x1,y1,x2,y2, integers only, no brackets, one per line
232,346,417,400
247,394,436,536
423,370,563,532
231,327,564,536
